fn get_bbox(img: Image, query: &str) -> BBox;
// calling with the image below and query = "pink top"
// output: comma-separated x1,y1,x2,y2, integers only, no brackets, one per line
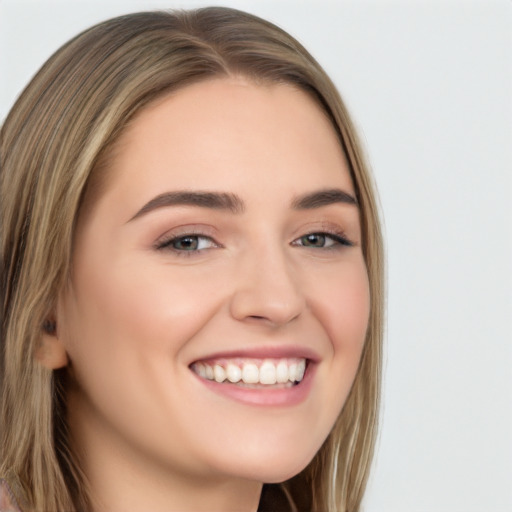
0,480,21,512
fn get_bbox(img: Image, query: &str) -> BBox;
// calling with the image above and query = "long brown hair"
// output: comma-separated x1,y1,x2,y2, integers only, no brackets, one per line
0,8,383,511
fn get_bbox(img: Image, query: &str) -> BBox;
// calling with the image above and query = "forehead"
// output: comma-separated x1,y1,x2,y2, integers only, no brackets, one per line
86,77,353,218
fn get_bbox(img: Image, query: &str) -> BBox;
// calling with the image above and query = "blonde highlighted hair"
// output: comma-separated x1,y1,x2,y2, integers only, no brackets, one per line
0,7,383,511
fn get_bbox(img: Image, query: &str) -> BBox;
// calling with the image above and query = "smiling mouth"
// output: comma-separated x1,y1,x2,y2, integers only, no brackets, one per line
190,358,307,388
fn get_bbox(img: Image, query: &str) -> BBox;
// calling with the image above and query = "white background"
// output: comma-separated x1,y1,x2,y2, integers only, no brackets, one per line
1,1,511,511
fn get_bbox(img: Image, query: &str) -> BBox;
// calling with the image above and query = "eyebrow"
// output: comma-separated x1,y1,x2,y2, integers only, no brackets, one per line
129,187,357,222
129,191,245,221
291,188,358,209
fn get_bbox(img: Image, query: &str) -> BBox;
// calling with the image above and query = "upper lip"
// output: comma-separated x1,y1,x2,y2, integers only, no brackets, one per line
190,345,321,365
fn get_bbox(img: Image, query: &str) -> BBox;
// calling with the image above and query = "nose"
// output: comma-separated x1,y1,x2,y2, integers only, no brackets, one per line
229,245,306,327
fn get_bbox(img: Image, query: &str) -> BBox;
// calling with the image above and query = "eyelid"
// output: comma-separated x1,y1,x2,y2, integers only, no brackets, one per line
292,220,356,246
152,221,356,254
153,225,221,252
292,230,354,248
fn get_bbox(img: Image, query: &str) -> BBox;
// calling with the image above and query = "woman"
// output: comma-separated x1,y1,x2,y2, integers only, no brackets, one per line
0,7,383,512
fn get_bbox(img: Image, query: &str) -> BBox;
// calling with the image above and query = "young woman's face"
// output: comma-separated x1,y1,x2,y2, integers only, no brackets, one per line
57,78,369,489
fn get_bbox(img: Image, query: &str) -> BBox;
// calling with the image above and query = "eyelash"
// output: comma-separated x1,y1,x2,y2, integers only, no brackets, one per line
155,229,354,256
292,231,354,250
155,232,219,255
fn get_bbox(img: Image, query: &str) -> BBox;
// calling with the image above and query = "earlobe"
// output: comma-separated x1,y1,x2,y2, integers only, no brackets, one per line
36,321,69,370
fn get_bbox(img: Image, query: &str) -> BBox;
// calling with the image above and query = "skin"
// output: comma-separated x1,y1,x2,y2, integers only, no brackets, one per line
43,78,370,512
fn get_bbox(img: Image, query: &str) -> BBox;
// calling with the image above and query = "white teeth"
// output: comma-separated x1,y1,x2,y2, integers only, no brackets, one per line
296,359,306,381
259,361,277,385
276,360,289,383
213,364,226,383
196,363,207,379
242,363,259,384
193,358,308,386
288,363,298,382
226,363,242,383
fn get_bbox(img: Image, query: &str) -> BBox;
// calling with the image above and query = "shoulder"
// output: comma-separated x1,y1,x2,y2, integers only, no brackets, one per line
0,479,22,512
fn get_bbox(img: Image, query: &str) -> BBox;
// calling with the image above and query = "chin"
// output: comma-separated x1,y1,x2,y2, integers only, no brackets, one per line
221,448,317,485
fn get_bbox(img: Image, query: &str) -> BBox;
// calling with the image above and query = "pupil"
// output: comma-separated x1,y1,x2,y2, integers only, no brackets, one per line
304,234,324,247
175,236,198,250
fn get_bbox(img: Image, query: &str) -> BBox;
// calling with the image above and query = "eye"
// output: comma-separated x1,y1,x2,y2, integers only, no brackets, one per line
157,234,218,253
293,232,353,249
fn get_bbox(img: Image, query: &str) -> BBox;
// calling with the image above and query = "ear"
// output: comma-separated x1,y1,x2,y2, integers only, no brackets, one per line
35,319,69,370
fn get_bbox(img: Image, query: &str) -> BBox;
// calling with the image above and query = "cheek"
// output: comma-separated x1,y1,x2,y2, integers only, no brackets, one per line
312,259,370,355
59,257,232,467
63,253,223,359
306,258,370,422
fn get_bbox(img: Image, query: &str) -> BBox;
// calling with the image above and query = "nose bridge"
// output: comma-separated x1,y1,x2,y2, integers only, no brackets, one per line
229,235,305,326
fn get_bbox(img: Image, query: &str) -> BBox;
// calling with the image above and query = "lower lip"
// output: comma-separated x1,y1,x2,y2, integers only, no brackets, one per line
191,363,316,406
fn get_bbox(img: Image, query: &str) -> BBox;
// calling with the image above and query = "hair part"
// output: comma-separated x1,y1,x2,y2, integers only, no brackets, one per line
0,8,383,511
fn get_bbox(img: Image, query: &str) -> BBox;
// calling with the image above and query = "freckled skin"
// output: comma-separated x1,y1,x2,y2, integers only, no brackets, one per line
55,78,370,512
